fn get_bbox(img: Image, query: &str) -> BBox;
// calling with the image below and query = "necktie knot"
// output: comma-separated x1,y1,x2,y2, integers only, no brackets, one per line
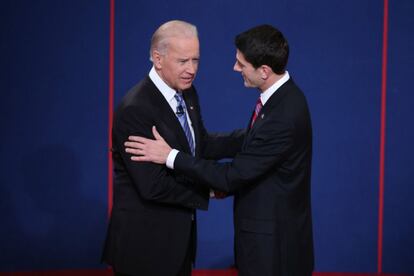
174,92,183,102
174,93,185,116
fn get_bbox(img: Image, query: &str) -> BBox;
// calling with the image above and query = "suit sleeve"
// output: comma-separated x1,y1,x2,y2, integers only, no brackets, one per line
174,117,294,193
201,129,246,160
113,104,209,210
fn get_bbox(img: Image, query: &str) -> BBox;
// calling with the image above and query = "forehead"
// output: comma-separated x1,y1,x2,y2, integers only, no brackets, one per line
167,37,199,55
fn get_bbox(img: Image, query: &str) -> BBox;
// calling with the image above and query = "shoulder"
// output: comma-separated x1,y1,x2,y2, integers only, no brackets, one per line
122,77,157,104
117,77,159,110
278,79,309,108
114,77,159,121
264,79,311,126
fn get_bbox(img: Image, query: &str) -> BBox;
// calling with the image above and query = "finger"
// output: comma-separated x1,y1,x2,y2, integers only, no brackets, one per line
125,147,144,155
152,126,164,141
128,135,140,141
128,136,150,143
131,156,149,162
124,141,144,148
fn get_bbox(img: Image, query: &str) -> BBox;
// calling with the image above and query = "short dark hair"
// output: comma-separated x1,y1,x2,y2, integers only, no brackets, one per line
235,25,289,74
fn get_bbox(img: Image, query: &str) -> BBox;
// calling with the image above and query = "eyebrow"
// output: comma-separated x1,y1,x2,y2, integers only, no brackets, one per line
178,57,200,62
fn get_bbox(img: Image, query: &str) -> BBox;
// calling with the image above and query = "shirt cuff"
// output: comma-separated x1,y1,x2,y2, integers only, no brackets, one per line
166,149,179,169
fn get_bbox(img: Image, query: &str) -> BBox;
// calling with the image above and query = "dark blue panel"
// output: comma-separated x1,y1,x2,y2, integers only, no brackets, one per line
384,0,414,274
2,0,412,274
290,1,383,272
0,0,108,271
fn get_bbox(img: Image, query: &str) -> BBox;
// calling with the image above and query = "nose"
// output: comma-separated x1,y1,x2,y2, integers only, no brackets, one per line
233,61,241,72
187,61,197,75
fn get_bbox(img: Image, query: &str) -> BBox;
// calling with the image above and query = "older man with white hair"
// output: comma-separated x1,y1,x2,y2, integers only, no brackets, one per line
102,20,243,276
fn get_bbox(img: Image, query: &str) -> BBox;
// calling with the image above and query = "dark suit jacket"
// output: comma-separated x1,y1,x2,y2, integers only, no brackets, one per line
102,77,243,276
174,78,314,276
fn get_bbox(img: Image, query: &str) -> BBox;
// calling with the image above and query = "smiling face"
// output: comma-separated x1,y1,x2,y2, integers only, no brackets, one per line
153,36,200,91
233,49,264,90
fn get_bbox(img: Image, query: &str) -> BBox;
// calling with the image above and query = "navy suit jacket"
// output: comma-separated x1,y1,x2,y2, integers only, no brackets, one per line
102,76,243,275
174,78,314,276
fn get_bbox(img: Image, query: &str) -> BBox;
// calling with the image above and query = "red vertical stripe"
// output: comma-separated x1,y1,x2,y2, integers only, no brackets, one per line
107,0,115,217
378,0,388,273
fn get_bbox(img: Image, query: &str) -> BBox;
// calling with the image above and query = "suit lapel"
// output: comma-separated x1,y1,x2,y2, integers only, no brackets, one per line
245,79,292,143
145,78,192,153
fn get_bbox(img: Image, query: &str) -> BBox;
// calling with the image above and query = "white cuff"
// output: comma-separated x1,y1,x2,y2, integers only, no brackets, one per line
166,149,179,169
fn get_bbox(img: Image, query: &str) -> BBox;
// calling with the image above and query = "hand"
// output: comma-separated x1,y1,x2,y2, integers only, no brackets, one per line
213,191,227,199
125,126,171,164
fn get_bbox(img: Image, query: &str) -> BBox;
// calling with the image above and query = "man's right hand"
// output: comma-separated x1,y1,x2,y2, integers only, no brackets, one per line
213,191,227,199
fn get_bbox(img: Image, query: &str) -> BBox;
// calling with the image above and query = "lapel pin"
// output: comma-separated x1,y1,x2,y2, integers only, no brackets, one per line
261,114,264,119
190,106,194,110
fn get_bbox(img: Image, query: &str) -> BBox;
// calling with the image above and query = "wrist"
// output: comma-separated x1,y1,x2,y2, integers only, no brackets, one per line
166,149,179,169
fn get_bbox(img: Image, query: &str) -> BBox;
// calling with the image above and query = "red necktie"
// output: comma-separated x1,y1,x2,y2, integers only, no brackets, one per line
250,97,263,128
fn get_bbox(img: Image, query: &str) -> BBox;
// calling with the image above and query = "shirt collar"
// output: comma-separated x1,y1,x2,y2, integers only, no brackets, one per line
149,66,176,103
260,71,290,105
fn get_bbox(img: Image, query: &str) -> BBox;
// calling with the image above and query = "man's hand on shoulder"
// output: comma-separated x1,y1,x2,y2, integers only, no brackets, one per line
125,126,172,165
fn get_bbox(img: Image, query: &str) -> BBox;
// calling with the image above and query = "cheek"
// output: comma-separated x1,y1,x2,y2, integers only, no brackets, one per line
242,71,251,81
179,67,189,78
169,66,181,79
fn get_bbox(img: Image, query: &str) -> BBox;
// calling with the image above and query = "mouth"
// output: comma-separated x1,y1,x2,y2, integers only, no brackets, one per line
182,77,194,84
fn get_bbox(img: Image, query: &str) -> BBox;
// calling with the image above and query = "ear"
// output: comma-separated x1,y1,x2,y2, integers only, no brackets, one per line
152,50,163,70
260,65,273,80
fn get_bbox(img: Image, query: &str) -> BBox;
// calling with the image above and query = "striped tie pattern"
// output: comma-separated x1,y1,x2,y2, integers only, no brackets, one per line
174,93,195,156
250,97,263,128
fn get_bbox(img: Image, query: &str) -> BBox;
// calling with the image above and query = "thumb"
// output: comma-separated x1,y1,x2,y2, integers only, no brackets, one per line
152,126,164,141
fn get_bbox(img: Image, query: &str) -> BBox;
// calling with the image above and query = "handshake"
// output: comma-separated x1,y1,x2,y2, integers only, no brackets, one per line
210,190,227,199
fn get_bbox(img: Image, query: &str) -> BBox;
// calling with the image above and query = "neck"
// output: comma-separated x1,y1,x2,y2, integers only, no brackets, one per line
259,72,285,92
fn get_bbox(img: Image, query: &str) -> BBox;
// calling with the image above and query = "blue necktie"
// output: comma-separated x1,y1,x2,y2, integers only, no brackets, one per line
174,93,195,156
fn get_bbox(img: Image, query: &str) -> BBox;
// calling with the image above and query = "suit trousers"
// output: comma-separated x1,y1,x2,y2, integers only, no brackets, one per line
113,221,194,276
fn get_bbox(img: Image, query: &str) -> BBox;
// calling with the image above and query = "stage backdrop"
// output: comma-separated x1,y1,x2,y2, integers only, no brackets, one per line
1,0,413,274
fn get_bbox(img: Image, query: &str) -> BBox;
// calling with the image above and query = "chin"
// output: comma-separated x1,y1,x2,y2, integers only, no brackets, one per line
180,84,192,90
243,81,252,88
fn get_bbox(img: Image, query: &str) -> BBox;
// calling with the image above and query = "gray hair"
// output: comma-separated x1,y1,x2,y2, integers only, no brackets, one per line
149,20,198,61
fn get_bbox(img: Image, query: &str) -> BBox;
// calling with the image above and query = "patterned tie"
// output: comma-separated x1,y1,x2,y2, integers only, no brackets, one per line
250,97,263,128
174,93,195,156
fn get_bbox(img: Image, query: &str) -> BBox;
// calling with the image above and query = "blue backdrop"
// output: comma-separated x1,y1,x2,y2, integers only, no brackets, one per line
1,0,413,274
